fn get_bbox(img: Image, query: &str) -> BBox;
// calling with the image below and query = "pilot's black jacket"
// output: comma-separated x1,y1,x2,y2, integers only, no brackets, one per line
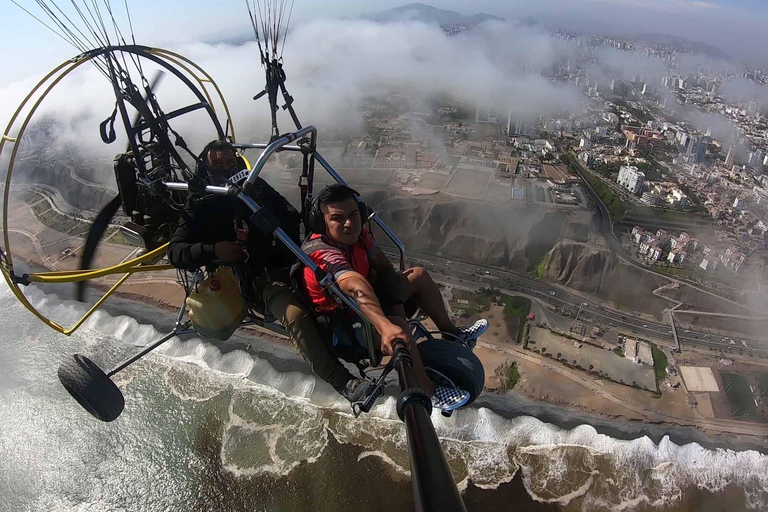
168,177,301,273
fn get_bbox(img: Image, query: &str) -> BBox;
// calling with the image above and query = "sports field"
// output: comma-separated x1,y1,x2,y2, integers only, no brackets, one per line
721,373,759,420
679,366,719,392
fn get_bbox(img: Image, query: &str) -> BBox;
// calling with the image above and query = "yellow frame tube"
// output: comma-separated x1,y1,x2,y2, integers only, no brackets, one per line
27,243,170,283
0,47,234,335
150,48,237,141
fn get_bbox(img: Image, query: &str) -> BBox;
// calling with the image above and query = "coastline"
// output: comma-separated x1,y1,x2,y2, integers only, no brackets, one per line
76,282,768,456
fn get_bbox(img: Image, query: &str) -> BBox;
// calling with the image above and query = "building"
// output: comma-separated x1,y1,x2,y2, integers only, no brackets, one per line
720,247,746,273
686,135,709,164
641,191,661,205
579,138,591,149
475,104,498,124
667,248,687,264
699,257,718,271
578,152,594,166
670,188,689,207
631,226,645,243
725,146,736,168
617,165,645,193
506,110,535,137
748,150,765,167
670,232,698,251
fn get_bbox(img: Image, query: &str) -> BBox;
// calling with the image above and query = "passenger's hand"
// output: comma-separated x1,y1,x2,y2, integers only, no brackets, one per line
214,241,245,262
378,321,409,356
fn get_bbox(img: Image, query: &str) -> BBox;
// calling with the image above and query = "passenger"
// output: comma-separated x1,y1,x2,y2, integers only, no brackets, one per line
168,140,370,403
300,184,488,401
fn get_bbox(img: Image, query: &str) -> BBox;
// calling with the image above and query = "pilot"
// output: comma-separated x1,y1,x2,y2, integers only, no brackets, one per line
168,140,372,403
300,184,489,409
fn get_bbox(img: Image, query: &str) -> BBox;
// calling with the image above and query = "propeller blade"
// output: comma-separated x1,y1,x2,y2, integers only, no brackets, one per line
76,70,166,301
75,195,122,302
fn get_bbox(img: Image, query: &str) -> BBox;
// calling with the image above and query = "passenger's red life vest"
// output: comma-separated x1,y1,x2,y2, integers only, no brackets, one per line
301,229,377,312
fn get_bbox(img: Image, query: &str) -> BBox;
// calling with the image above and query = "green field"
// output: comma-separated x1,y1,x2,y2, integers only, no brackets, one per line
453,288,531,342
36,207,91,236
755,372,768,399
25,192,137,247
651,344,668,381
505,362,520,390
561,153,627,220
721,373,760,420
19,190,45,205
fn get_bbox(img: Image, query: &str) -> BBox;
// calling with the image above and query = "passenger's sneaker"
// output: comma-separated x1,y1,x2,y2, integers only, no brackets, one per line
431,386,471,412
458,319,489,350
341,378,373,403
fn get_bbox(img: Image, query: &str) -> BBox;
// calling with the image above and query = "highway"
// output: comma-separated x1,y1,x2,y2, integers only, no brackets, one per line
382,247,768,355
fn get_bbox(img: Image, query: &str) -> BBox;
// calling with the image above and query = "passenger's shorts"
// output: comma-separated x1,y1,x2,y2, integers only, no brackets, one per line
378,295,419,318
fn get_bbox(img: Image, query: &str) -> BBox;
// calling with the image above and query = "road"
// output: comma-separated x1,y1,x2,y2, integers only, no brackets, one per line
382,247,768,355
564,150,767,318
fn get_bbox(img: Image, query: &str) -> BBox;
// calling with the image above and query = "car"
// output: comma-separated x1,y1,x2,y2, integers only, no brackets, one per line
582,302,588,306
642,324,648,328
668,330,673,334
729,340,736,345
549,291,556,296
484,271,490,275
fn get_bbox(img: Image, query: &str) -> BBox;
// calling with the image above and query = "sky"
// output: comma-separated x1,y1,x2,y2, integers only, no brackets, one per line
2,0,768,83
1,0,767,159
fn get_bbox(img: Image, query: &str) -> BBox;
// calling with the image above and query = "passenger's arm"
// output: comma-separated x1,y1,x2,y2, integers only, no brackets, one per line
336,271,407,355
336,271,434,395
167,199,244,269
168,206,217,270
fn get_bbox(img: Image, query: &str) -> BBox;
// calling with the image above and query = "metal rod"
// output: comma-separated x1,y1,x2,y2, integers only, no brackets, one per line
231,143,303,152
391,342,467,512
107,326,189,376
402,405,466,512
234,192,369,321
313,151,406,270
246,126,316,184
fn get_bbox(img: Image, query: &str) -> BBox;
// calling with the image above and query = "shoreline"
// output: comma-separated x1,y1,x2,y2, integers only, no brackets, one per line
81,285,768,456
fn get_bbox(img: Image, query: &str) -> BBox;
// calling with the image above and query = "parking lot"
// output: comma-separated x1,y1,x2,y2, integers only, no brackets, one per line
527,327,657,391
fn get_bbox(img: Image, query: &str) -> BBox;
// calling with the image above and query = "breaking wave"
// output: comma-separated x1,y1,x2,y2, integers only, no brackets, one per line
8,280,768,510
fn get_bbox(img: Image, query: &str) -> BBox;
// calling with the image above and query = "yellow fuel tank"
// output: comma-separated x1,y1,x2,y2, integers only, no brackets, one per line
186,268,247,341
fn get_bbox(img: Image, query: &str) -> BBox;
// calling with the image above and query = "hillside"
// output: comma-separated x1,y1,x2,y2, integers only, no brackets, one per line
542,241,673,318
365,192,593,273
364,3,502,26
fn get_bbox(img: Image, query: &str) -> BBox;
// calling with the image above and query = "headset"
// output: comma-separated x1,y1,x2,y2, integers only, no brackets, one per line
306,185,370,235
195,140,248,186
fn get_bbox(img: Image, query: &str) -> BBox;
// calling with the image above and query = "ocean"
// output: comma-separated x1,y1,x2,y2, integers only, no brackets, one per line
1,280,767,512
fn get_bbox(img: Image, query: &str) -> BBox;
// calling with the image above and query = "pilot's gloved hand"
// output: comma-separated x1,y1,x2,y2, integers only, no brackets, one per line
214,241,246,263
